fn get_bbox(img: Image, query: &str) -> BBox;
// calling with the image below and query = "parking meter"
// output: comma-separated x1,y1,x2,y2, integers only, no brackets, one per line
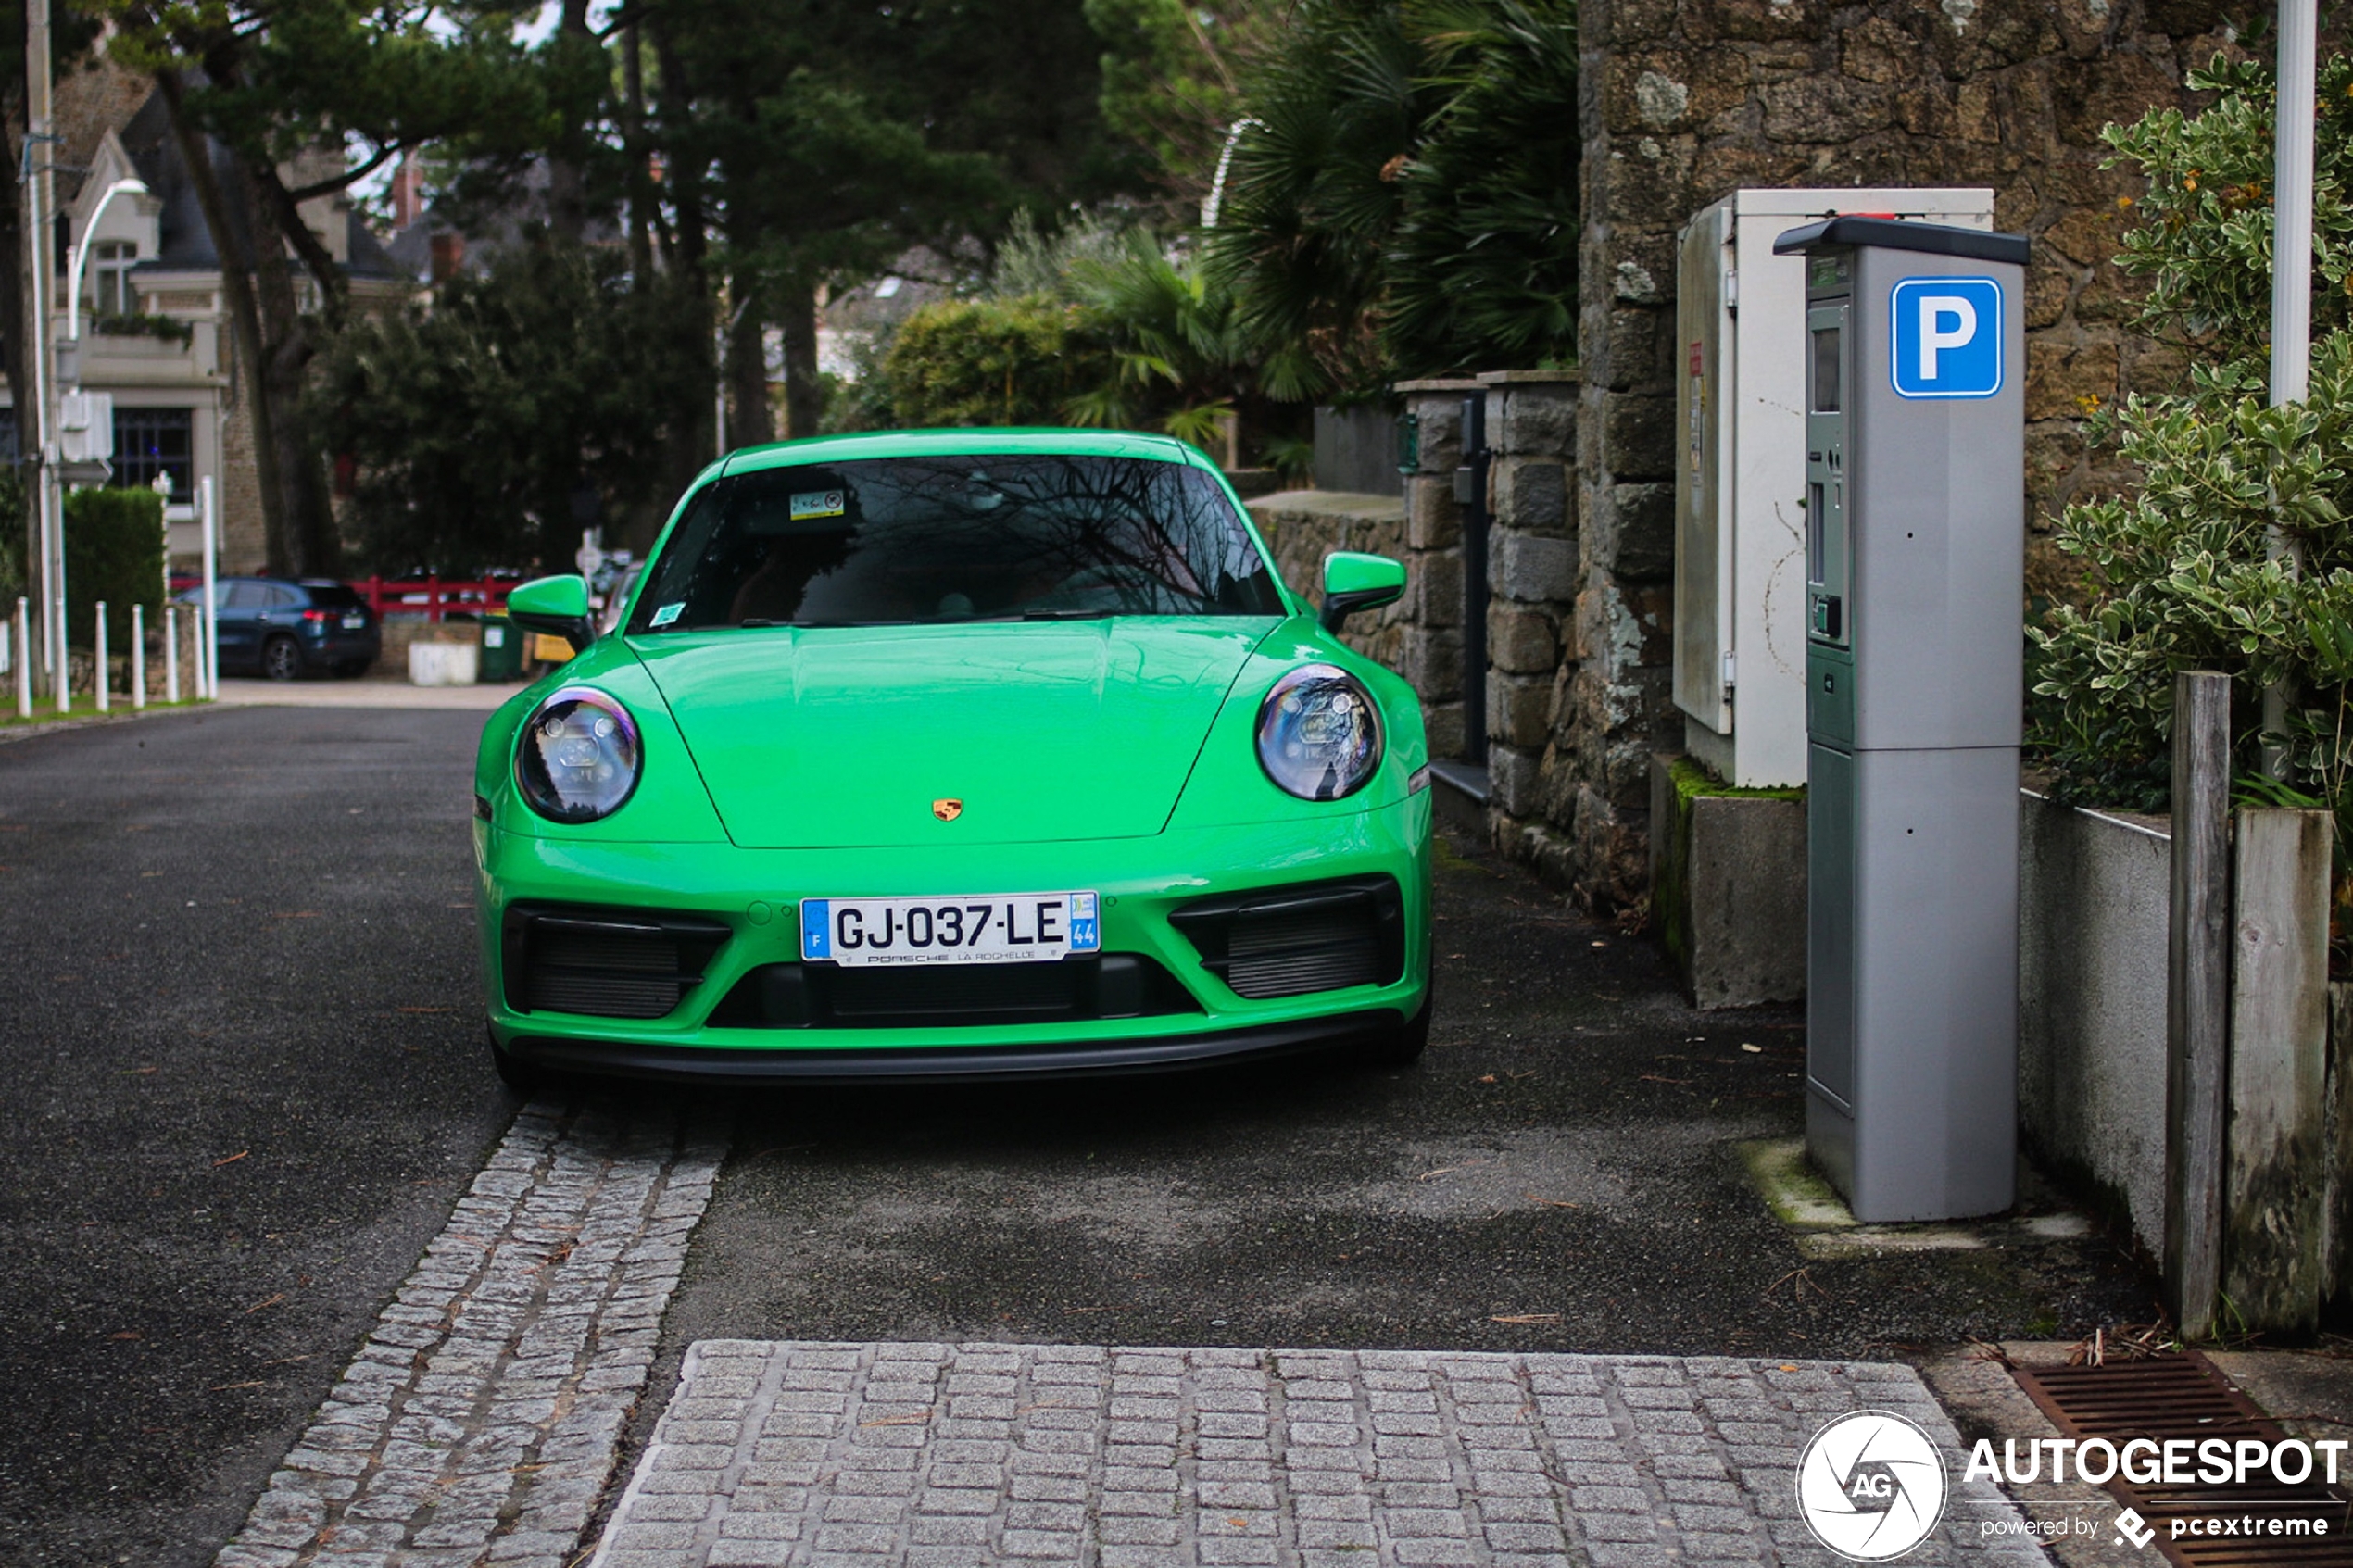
1771,217,2028,1222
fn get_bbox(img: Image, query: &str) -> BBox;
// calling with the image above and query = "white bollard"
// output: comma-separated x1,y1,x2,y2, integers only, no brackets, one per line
14,599,28,719
130,602,145,709
94,601,109,712
200,477,218,699
164,605,179,704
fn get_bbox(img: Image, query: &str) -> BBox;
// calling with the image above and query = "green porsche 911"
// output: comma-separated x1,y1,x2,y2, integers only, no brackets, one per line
474,428,1432,1087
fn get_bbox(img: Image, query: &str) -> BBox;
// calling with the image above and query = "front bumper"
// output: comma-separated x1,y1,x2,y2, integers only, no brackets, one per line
475,800,1432,1078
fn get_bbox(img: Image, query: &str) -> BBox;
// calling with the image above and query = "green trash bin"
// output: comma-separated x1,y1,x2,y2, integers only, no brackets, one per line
477,613,522,683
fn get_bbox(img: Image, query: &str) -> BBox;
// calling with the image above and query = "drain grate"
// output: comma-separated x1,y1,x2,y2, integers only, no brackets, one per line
2013,1352,2353,1568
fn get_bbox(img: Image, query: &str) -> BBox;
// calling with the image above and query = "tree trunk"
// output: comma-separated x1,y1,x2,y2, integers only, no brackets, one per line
155,70,292,574
725,279,770,449
238,158,339,575
647,11,714,518
543,0,595,243
0,93,30,597
622,22,652,281
779,282,822,440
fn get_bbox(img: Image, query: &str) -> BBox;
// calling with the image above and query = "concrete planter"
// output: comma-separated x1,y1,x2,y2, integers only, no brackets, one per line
2018,790,2171,1254
1647,754,1805,1009
409,641,480,686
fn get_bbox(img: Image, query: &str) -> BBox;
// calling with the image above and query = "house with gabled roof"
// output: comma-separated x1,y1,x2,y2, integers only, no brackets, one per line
6,56,409,574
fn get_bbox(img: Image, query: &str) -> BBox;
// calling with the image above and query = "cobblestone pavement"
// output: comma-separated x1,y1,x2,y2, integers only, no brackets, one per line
213,1099,726,1568
589,1342,2048,1568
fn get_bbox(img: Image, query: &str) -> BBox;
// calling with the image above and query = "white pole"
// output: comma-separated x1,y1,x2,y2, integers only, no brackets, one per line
93,597,107,711
2273,0,2316,407
199,474,217,697
2265,0,2318,773
129,600,144,709
12,598,27,718
24,0,58,713
163,603,178,702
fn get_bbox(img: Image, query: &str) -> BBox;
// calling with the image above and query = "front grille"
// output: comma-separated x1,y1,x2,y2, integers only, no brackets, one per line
1170,876,1403,999
709,954,1197,1029
829,963,1078,1020
503,905,729,1021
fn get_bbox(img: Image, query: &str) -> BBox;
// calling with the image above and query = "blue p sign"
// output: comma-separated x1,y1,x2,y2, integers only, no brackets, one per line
1890,277,2003,399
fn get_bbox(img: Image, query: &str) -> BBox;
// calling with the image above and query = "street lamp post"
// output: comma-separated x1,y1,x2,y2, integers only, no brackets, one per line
41,175,151,714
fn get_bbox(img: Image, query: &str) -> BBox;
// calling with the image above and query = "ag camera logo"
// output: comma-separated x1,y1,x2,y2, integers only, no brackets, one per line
1890,276,2004,399
1798,1410,1950,1560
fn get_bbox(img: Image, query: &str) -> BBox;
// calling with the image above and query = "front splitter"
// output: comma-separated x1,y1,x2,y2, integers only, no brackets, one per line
501,1007,1408,1085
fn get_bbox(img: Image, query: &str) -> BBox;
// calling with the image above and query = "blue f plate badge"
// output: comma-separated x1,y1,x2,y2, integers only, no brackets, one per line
1890,277,2003,400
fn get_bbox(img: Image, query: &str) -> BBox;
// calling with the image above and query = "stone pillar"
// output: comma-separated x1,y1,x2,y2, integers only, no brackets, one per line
1477,371,1581,885
1393,379,1481,760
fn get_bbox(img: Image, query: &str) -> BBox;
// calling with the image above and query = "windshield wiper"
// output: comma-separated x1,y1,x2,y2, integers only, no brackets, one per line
1016,608,1119,621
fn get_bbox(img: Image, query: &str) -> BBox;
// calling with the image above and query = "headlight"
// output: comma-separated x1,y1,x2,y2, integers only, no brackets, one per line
1256,664,1382,800
515,686,642,822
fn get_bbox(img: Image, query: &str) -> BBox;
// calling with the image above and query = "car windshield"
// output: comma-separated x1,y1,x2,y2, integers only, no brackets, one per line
628,453,1284,632
302,583,366,609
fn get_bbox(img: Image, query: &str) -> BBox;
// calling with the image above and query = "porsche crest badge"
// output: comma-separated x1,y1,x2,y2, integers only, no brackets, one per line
932,798,963,822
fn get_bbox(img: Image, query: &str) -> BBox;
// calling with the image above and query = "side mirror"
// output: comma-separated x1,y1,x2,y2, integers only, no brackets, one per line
506,574,597,653
1319,551,1406,631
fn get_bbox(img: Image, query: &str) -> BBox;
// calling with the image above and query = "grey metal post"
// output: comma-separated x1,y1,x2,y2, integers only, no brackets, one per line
2166,669,2232,1340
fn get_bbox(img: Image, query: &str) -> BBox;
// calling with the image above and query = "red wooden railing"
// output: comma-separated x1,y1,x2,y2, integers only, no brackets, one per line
163,574,521,621
349,576,516,621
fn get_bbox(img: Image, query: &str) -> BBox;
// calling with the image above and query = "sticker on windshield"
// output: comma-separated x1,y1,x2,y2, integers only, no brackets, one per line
791,489,847,521
649,602,684,628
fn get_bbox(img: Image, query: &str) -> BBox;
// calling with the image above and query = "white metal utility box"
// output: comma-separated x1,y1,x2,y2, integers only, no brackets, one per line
1672,187,1994,787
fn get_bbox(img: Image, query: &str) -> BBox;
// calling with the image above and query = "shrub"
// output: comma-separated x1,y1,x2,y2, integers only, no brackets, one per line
63,486,165,652
879,296,1114,427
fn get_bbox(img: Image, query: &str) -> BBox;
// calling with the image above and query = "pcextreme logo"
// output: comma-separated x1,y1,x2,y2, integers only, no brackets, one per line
1797,1411,1950,1561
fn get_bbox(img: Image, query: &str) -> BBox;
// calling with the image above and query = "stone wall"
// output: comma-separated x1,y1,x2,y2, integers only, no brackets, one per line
1478,373,1592,886
1393,380,1481,762
1560,0,2238,911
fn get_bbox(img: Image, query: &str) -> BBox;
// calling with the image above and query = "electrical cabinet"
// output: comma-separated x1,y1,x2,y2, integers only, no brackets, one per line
1673,188,1994,788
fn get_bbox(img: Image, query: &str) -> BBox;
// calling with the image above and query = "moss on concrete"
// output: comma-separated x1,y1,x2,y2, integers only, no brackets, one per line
1738,1137,1856,1232
1658,759,1806,977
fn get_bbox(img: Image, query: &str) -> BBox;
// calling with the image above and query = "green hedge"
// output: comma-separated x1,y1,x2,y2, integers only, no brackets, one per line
0,468,24,606
879,296,1110,428
64,487,164,652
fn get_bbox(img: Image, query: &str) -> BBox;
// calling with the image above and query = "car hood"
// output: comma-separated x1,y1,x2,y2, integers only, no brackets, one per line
631,619,1278,848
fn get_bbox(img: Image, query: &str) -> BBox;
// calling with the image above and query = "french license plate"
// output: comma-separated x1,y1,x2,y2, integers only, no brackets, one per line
800,892,1101,968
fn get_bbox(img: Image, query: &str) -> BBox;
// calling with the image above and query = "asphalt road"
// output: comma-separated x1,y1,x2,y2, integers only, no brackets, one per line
0,703,2165,1567
0,706,517,1568
659,834,2158,1367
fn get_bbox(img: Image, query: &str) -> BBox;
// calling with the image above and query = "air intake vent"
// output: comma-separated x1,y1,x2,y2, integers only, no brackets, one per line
1170,876,1403,1000
709,954,1198,1029
503,906,729,1021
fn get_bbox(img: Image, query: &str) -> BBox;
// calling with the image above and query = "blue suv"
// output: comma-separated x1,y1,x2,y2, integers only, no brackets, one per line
178,578,382,681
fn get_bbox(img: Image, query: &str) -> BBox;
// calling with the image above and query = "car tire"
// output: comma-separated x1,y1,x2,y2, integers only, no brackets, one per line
1363,986,1432,1068
487,1026,542,1096
261,634,303,682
